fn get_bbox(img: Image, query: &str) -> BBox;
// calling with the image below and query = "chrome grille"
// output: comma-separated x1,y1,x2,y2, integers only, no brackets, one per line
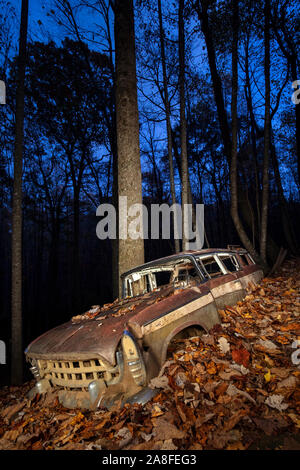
33,358,119,390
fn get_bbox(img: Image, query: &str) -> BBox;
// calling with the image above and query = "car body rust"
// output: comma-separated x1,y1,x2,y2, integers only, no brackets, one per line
25,247,263,409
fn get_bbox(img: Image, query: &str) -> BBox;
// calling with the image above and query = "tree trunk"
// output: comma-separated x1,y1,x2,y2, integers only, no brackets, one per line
11,0,28,385
290,56,300,187
197,0,232,163
260,0,271,266
72,186,81,311
111,129,119,299
115,0,144,296
171,126,200,243
244,34,261,230
47,214,60,328
158,0,180,253
179,0,189,251
196,0,276,266
270,133,298,254
229,0,263,267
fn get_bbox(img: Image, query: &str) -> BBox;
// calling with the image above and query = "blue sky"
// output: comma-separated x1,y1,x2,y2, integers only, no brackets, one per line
8,0,299,199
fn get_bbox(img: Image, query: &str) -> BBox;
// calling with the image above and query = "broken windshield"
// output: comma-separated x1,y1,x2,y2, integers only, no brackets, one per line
122,257,202,298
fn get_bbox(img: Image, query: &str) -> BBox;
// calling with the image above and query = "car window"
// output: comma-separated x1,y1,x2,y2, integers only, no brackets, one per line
197,256,224,279
239,254,253,265
123,258,201,297
130,275,149,297
153,260,200,288
154,270,172,287
177,265,198,279
218,254,240,272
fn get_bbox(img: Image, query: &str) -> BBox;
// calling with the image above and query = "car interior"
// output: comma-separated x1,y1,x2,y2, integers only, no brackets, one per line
124,252,249,297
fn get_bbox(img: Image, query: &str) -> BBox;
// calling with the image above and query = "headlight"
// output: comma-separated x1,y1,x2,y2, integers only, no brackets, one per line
121,330,146,386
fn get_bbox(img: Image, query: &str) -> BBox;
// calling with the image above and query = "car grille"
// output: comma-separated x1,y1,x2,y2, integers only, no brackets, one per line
32,358,119,390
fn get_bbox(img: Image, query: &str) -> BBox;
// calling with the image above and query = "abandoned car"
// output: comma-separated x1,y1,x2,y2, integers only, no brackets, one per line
25,248,263,409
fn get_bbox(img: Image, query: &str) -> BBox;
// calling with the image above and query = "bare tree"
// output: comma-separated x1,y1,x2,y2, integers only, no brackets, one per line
11,0,29,385
260,0,271,265
229,0,264,268
158,0,180,253
270,0,300,187
115,0,144,296
178,0,189,251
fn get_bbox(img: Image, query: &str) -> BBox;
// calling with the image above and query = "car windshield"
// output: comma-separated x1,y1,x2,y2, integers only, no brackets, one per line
122,258,202,298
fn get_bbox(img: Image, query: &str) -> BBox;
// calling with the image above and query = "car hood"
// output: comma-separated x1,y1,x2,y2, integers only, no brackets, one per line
25,284,206,365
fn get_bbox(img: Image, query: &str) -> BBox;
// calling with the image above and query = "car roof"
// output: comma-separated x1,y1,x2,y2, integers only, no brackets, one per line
121,247,247,278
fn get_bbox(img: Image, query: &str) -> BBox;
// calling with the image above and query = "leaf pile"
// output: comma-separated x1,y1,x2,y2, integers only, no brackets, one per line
71,286,175,323
0,258,299,450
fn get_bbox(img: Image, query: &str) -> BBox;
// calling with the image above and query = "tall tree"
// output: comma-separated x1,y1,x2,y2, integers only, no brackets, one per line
195,0,232,164
157,0,180,253
52,0,119,298
229,0,264,268
260,0,271,265
179,0,189,251
270,0,300,187
115,0,144,296
25,40,112,311
11,0,29,385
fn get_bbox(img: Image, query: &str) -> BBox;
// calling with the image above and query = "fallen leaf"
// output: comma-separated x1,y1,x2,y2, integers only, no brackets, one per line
148,376,171,390
264,370,272,382
265,394,289,411
257,339,278,350
206,361,217,374
232,348,250,367
226,384,256,404
151,405,164,418
276,375,298,390
152,417,185,441
218,337,230,354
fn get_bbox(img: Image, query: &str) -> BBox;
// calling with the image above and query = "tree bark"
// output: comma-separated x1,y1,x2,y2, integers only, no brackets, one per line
179,0,189,251
260,0,271,266
196,0,232,164
11,0,29,385
72,185,81,311
244,34,261,230
270,132,298,255
229,0,263,267
290,56,300,187
271,8,300,187
115,0,144,296
196,0,276,266
158,0,180,253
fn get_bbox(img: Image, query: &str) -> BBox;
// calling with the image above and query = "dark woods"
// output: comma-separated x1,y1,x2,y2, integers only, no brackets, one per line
0,0,299,384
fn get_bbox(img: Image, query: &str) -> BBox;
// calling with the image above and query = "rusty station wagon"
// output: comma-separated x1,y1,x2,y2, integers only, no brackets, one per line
25,248,263,409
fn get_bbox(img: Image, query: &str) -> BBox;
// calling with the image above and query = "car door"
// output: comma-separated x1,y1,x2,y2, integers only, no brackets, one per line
235,252,264,289
197,253,244,309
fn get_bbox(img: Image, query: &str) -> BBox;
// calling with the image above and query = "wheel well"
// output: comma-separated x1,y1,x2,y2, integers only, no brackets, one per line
162,323,206,362
170,325,205,341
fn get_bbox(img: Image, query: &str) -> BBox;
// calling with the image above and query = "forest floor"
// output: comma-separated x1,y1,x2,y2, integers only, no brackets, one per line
0,258,299,451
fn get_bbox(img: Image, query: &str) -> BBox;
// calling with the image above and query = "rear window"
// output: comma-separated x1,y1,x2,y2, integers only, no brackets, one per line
197,256,224,279
218,254,240,272
239,254,253,265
